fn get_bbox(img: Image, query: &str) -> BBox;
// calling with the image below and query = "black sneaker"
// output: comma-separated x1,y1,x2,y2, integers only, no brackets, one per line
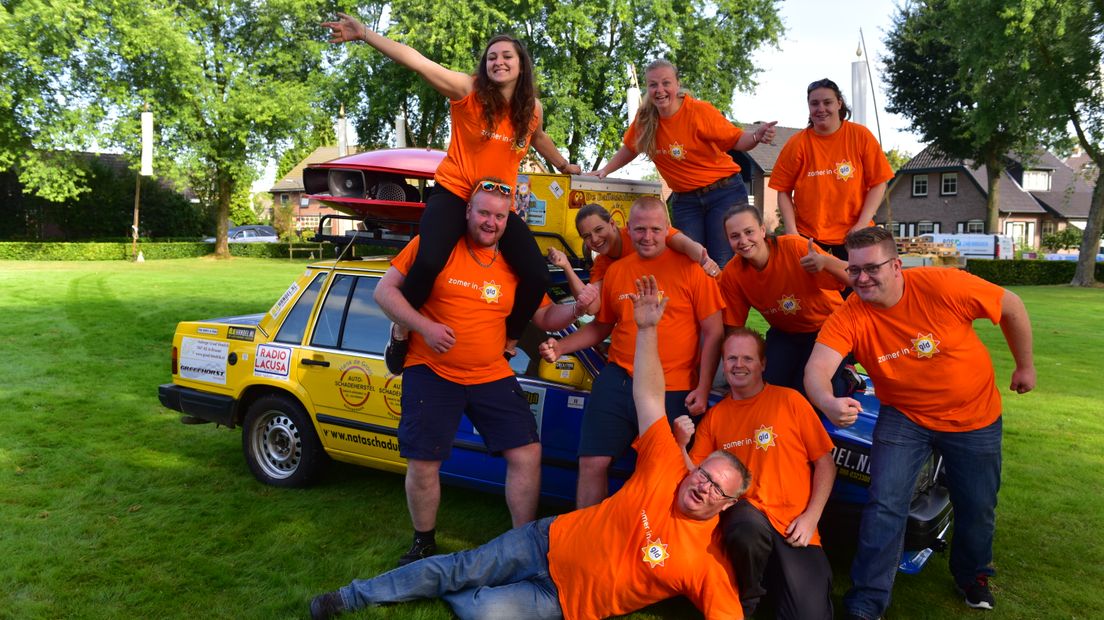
384,327,409,375
957,574,995,610
309,591,346,620
397,540,437,567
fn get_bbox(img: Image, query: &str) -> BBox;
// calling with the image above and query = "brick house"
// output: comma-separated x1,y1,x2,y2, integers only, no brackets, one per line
730,123,805,232
882,146,1095,250
269,145,359,236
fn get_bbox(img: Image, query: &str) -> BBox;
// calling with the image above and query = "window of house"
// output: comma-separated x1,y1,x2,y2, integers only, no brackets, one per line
965,220,984,233
912,175,928,197
940,173,957,195
1041,221,1056,235
917,221,940,235
1022,170,1051,191
896,222,916,238
280,193,289,205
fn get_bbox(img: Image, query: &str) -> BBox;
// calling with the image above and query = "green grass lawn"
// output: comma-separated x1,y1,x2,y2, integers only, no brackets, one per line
0,258,1101,619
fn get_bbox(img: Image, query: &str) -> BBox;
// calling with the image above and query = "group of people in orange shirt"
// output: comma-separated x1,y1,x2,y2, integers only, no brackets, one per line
312,15,1037,620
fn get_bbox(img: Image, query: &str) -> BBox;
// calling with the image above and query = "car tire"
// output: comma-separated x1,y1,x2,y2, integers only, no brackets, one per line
242,394,326,487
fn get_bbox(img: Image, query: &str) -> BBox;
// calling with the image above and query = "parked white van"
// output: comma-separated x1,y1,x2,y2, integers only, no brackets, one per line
920,233,1014,259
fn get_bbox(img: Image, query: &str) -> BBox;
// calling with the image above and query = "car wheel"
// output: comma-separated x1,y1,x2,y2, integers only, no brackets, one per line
242,394,326,487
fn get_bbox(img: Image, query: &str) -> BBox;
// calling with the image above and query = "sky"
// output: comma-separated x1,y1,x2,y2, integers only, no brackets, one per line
731,0,926,155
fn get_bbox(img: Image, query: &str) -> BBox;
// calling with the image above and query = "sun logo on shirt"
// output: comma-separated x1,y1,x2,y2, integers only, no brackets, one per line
754,425,776,451
641,538,670,568
778,294,801,315
834,159,855,181
911,333,941,358
480,281,502,304
668,142,686,161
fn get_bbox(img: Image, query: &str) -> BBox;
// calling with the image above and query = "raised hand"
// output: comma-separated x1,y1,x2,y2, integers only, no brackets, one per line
630,275,667,329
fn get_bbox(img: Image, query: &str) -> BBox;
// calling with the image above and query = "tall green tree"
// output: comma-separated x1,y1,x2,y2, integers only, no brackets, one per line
333,0,782,170
995,0,1104,285
883,0,1045,234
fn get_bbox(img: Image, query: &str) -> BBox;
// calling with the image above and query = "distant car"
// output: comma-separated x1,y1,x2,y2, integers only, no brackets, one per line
204,225,279,243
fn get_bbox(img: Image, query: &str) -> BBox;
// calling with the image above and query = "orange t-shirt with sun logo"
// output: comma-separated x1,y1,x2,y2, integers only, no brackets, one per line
719,235,844,333
548,420,743,620
622,95,743,193
817,267,1006,431
597,249,725,390
433,84,541,200
689,385,835,545
768,120,894,244
391,235,529,384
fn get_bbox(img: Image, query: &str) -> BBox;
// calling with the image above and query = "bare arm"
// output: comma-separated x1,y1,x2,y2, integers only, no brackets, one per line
538,320,613,362
590,145,638,177
850,182,888,234
631,276,668,435
373,267,456,352
324,12,472,100
732,121,778,152
805,343,862,427
778,191,799,236
532,285,599,332
999,289,1036,393
798,237,850,285
530,114,581,174
668,232,720,277
784,452,836,547
673,414,696,471
685,311,723,416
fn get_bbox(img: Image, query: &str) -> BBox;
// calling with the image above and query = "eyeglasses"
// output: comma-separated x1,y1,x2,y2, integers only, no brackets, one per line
478,181,512,196
695,467,738,501
844,258,895,278
807,78,839,93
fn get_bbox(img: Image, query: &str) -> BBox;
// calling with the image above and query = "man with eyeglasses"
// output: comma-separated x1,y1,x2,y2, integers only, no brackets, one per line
311,276,751,620
373,178,596,567
539,196,725,509
805,226,1036,618
673,327,837,619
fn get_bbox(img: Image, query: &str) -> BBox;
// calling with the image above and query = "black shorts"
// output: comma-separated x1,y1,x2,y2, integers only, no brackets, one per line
398,365,539,461
577,363,690,458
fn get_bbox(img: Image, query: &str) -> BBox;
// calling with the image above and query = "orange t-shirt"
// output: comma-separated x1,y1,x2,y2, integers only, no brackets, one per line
548,420,743,620
622,95,743,193
590,225,679,283
719,235,844,333
768,121,894,244
391,235,518,384
689,385,835,545
596,249,724,390
433,85,540,199
817,267,1005,431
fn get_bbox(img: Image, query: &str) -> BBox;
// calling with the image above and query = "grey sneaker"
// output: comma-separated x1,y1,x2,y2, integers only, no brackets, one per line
957,574,995,610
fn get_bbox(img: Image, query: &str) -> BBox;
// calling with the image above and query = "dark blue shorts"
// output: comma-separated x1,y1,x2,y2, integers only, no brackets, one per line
577,363,690,458
398,365,539,461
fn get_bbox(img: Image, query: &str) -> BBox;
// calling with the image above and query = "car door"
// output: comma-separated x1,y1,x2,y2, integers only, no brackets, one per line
295,271,405,469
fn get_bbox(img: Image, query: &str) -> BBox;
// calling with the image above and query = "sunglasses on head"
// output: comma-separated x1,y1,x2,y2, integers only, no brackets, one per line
478,181,512,196
807,78,839,94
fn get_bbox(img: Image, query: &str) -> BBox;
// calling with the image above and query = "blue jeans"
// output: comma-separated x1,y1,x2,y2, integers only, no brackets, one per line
669,175,749,268
339,517,562,620
844,407,1002,619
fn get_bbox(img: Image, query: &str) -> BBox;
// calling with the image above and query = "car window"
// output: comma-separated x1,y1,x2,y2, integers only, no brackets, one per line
273,273,327,344
311,274,355,349
339,277,390,354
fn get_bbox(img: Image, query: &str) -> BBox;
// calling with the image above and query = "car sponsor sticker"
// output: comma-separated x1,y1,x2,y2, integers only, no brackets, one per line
179,337,229,385
335,361,372,409
269,281,300,318
381,375,402,417
196,326,218,335
523,386,546,436
254,344,292,380
567,395,585,410
227,326,255,342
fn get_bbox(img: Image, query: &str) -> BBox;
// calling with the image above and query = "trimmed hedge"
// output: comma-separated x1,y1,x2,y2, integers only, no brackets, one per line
0,242,394,261
966,258,1104,285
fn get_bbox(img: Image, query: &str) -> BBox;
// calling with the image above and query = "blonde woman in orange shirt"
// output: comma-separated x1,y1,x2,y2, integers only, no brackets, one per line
591,59,777,268
325,13,580,373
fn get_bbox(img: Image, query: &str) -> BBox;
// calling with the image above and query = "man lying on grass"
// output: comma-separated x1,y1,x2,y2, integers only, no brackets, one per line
310,275,751,620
